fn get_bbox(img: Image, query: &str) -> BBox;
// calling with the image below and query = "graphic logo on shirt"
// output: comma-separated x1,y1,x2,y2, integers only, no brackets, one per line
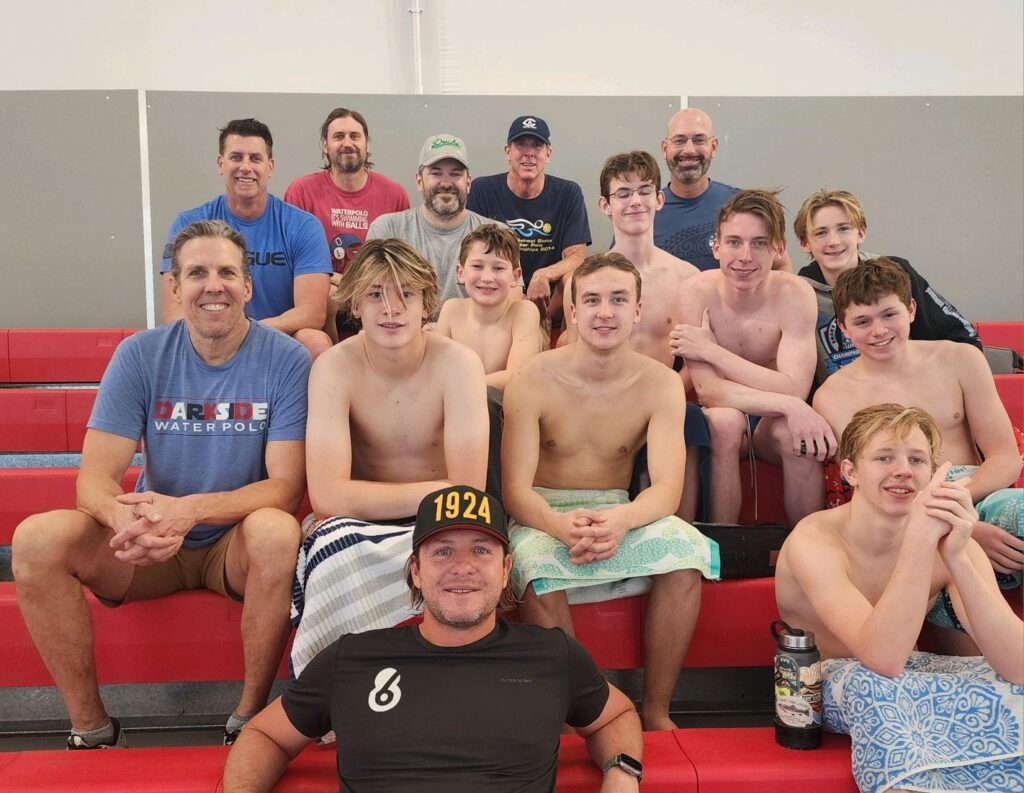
506,218,552,239
330,233,363,274
368,667,402,713
817,314,860,375
330,207,369,231
245,251,287,267
152,399,270,434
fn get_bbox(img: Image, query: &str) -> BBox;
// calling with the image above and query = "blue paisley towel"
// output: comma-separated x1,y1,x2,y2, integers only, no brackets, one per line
823,652,1024,792
509,487,720,605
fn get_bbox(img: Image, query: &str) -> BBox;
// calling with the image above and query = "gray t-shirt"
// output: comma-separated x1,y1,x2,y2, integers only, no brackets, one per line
366,207,495,305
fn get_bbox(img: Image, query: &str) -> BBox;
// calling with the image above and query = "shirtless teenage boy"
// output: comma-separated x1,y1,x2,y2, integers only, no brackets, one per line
561,151,703,520
503,253,720,730
436,223,543,391
813,258,1023,589
290,238,489,674
776,404,1023,792
670,190,834,526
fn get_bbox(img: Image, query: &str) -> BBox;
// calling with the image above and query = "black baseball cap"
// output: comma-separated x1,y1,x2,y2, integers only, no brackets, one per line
413,486,509,549
507,116,551,145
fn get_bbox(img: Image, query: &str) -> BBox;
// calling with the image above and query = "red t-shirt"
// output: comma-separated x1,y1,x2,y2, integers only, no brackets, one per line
284,170,410,273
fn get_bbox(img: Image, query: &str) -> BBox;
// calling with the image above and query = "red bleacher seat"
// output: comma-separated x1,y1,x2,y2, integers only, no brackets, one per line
0,388,68,451
975,321,1024,354
672,727,857,792
0,468,140,545
7,329,128,382
737,458,786,526
0,577,778,688
0,731,694,792
0,329,10,381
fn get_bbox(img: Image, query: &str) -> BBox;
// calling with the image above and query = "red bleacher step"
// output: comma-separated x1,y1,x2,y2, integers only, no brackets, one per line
975,321,1024,354
0,578,778,688
7,329,130,383
0,730,693,793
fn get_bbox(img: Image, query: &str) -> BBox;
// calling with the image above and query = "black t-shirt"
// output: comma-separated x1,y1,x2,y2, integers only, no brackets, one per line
282,620,609,793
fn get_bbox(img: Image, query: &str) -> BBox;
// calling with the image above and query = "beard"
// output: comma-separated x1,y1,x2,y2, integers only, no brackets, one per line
667,154,710,185
331,149,366,174
425,186,466,220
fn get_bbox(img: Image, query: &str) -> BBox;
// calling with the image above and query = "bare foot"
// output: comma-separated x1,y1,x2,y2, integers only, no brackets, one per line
641,712,679,731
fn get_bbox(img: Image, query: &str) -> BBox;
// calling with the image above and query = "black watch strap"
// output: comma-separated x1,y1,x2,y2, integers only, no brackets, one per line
602,752,643,783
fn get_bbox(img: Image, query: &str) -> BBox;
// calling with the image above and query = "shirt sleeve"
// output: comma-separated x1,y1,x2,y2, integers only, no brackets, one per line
902,259,981,349
87,338,148,441
160,212,192,274
559,182,592,249
287,211,333,276
562,631,610,728
365,213,394,241
281,640,338,739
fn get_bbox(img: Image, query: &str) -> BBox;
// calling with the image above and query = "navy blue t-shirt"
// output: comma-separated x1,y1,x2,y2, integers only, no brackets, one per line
653,180,738,271
467,174,591,285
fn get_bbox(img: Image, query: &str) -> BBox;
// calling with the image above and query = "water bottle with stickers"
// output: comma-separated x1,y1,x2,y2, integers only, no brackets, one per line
771,620,822,749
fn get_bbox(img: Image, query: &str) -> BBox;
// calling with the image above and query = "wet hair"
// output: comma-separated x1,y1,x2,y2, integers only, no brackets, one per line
458,223,520,268
840,403,941,471
318,107,374,170
599,150,661,199
832,256,912,325
218,118,273,157
570,252,642,303
335,238,440,321
793,189,867,246
405,547,518,613
716,188,786,250
169,220,249,280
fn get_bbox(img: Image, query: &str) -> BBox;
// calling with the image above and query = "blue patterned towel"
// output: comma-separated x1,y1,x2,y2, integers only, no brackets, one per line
290,515,417,676
823,652,1024,793
509,487,719,605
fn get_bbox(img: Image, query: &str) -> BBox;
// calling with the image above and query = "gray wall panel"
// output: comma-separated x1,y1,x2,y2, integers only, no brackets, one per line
692,96,1024,321
1,91,145,328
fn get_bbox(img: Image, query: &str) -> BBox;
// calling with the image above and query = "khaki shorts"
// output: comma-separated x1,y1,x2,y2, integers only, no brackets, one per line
97,526,241,607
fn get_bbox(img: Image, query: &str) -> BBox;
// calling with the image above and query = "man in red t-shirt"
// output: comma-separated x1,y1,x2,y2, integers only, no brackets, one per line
285,108,410,340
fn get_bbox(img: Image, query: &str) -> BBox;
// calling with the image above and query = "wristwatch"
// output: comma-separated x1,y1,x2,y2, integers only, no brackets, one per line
602,753,643,783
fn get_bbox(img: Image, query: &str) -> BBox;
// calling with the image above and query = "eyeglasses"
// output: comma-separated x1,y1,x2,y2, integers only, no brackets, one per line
609,185,657,200
665,134,712,147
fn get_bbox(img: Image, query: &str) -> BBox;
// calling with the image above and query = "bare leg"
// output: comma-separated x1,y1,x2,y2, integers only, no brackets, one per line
677,446,700,523
753,417,824,526
517,584,574,635
225,508,302,718
642,569,700,730
12,510,134,730
703,407,748,524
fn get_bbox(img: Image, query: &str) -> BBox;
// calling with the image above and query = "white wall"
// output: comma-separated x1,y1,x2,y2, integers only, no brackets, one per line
2,0,1021,95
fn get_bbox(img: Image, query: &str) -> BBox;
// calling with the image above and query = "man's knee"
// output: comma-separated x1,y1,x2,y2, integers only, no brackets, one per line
657,567,701,597
293,328,332,359
703,407,748,453
237,508,301,571
12,510,94,580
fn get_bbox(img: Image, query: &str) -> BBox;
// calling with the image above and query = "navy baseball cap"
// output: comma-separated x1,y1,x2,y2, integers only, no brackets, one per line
413,486,509,549
507,116,551,145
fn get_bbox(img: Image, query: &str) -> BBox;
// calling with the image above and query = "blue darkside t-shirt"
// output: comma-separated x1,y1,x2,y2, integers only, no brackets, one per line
653,180,738,271
467,174,591,285
88,321,311,547
161,194,331,320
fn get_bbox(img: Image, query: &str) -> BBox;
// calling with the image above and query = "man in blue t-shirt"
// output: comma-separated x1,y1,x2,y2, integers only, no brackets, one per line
655,108,793,273
13,220,312,750
160,118,333,358
467,116,591,320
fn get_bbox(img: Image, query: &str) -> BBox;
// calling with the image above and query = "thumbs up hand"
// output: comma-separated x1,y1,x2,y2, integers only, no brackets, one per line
669,307,718,363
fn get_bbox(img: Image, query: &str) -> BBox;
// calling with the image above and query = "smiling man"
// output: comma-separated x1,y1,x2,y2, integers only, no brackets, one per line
670,189,833,527
289,238,490,676
812,258,1023,613
468,115,591,321
655,108,792,273
161,119,332,358
366,134,494,309
284,108,410,341
226,485,645,793
503,253,719,731
14,220,311,748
